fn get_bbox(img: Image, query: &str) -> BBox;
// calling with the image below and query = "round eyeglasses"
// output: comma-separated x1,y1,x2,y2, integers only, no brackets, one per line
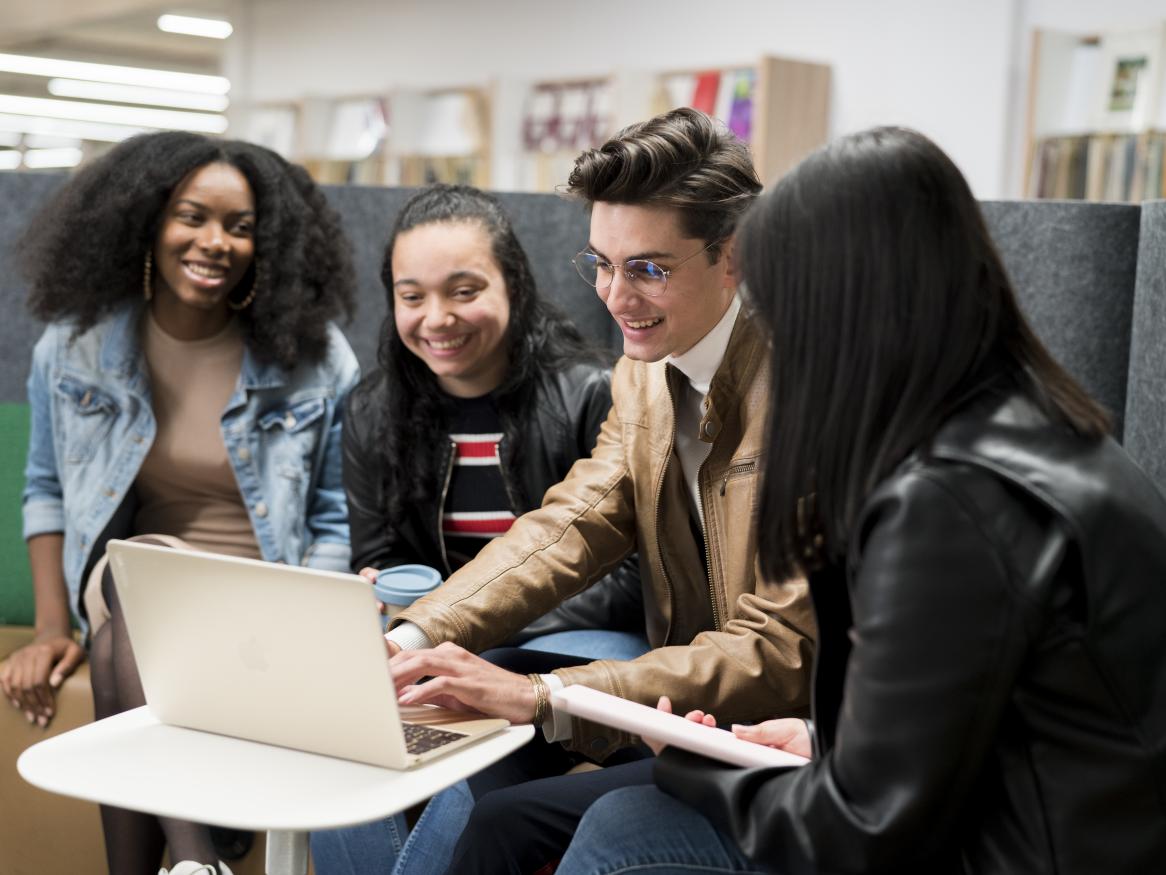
571,240,719,298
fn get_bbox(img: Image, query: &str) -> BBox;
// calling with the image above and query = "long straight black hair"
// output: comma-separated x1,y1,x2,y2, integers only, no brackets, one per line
354,183,606,528
741,127,1110,582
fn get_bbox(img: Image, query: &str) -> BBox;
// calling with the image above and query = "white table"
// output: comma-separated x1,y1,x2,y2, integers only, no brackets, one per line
18,706,534,875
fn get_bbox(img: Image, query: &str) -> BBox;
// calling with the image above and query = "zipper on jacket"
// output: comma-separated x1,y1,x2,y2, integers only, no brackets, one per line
494,437,523,515
436,440,455,577
697,457,721,632
720,461,756,496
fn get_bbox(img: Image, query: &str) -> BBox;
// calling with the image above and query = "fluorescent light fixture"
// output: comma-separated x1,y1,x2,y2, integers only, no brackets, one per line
0,150,20,170
0,95,227,133
0,113,147,143
0,52,229,94
157,14,233,39
23,134,80,149
24,147,84,169
48,79,229,112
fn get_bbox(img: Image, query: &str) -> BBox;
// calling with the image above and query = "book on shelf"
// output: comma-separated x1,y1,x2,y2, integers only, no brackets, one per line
1030,131,1166,202
690,71,720,115
658,69,758,142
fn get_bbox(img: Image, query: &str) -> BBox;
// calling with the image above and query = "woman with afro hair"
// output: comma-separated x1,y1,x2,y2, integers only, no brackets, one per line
0,131,360,875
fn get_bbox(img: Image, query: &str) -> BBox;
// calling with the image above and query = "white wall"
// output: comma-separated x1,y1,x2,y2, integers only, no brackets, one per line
221,0,1053,198
1026,0,1166,32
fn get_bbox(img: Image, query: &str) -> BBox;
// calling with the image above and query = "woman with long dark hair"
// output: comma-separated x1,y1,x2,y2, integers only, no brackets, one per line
0,131,360,875
312,183,644,875
342,183,642,651
551,127,1166,873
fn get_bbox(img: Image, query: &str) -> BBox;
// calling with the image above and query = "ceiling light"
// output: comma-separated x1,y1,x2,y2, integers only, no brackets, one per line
23,134,80,149
0,114,148,143
0,52,229,94
0,95,227,133
48,79,229,112
0,150,20,170
157,14,233,39
24,147,84,169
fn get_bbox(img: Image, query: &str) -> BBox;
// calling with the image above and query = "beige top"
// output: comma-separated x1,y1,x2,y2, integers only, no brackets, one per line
134,312,261,560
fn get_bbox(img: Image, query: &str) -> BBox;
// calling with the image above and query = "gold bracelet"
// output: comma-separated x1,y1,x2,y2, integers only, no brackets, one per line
527,673,549,725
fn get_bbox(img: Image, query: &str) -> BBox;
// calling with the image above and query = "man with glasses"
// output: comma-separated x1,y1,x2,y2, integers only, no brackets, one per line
370,108,814,875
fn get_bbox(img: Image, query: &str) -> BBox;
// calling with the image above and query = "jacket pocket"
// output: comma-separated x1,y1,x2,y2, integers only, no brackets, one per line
257,397,326,434
54,376,120,464
719,458,757,496
257,396,328,488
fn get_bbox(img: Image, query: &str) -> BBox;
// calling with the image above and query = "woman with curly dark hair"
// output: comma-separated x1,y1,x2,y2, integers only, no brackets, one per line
0,131,360,875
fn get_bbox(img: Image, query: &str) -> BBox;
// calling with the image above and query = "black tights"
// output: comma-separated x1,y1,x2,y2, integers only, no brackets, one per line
88,540,222,875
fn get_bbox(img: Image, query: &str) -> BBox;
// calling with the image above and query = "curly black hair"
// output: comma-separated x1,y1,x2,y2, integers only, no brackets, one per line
353,183,609,530
20,131,355,369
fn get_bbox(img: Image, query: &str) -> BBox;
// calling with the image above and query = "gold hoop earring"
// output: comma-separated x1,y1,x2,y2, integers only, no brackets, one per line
228,264,259,311
143,251,154,302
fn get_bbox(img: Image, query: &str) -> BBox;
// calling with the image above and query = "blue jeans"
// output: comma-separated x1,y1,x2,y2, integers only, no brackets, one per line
310,779,472,875
519,629,650,660
556,785,766,874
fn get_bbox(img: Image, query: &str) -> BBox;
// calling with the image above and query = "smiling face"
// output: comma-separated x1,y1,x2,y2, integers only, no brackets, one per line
588,202,735,362
391,220,511,398
151,161,256,337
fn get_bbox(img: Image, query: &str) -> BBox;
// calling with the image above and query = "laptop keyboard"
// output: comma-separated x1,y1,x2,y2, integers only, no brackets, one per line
401,721,468,755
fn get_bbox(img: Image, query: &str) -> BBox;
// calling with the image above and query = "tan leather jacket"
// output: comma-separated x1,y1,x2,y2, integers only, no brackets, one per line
393,309,815,757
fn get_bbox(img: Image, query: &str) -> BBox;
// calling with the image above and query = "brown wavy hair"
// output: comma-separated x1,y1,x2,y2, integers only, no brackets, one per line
565,107,761,262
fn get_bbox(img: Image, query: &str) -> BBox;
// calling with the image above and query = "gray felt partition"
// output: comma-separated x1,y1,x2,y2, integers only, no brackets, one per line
0,171,1154,484
1124,200,1166,487
981,200,1140,439
0,173,65,404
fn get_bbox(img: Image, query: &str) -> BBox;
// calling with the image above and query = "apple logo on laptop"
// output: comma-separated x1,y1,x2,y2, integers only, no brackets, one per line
238,636,271,672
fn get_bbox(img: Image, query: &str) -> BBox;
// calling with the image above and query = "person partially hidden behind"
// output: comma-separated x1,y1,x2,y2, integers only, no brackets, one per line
331,107,815,875
0,132,360,875
552,127,1166,874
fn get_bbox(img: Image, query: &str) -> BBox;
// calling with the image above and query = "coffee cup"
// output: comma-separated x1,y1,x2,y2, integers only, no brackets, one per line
373,564,444,624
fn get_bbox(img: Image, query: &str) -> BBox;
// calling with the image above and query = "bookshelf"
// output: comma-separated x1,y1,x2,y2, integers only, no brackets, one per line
748,55,833,185
386,88,490,187
512,55,832,192
255,87,489,186
1025,25,1166,201
248,55,829,192
511,77,611,192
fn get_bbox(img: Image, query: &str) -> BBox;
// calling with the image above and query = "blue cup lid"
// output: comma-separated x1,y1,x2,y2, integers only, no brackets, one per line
373,564,443,606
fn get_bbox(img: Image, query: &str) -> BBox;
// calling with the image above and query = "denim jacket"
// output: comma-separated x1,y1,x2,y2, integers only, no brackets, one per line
22,304,360,636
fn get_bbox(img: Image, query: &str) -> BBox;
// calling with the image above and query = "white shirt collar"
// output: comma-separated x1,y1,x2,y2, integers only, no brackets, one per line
667,295,741,396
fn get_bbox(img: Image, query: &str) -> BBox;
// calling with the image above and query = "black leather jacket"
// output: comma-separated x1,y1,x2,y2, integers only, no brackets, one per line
343,362,643,643
657,390,1166,874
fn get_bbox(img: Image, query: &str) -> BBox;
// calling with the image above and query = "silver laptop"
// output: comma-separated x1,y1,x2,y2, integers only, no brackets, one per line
105,539,508,769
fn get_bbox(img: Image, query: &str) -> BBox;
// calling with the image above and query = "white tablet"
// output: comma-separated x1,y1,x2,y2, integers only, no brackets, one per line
551,684,810,769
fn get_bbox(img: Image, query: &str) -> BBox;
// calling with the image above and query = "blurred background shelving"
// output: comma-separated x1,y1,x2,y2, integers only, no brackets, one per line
1026,24,1166,201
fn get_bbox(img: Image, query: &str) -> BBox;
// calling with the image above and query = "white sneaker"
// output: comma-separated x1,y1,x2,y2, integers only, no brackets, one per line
159,862,235,875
